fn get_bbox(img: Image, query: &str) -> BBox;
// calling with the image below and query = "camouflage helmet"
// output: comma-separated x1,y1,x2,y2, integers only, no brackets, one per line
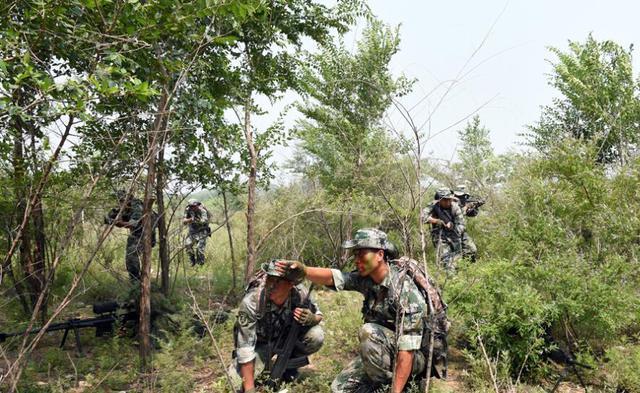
261,259,302,284
187,198,200,206
453,185,468,198
115,189,128,201
342,228,390,251
453,190,469,198
434,188,454,201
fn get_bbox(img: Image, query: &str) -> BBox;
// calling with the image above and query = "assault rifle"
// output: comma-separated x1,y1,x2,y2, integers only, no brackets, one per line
268,284,315,385
456,193,485,217
104,208,131,225
0,301,137,355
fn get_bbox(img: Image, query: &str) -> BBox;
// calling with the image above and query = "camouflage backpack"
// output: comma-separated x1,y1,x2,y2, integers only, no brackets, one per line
391,256,450,378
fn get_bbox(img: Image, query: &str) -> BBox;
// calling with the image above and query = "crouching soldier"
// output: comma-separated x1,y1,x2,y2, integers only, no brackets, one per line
228,260,324,392
278,228,446,393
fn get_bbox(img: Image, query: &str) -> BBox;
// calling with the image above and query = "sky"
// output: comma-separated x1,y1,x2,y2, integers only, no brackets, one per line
356,0,640,160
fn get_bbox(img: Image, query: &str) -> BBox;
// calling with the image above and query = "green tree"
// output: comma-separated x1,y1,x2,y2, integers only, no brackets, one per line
226,0,363,282
296,20,412,254
452,115,511,198
527,34,640,165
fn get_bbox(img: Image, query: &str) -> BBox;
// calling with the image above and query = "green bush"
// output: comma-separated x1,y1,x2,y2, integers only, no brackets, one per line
604,344,640,392
449,259,553,379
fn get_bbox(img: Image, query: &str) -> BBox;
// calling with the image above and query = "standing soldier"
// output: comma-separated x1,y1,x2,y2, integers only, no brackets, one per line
277,228,445,393
182,199,210,266
453,186,482,262
229,260,324,393
424,188,466,272
105,190,156,282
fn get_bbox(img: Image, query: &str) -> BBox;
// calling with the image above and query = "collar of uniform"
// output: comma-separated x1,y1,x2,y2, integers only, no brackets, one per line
379,263,397,288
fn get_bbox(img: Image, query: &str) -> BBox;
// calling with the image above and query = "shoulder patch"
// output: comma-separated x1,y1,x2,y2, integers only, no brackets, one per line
237,311,253,328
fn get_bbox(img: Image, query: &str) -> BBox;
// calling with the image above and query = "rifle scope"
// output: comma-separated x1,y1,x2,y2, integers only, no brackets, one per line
92,300,119,314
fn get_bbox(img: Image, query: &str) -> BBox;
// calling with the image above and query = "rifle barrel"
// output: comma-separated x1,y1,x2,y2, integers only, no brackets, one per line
0,315,117,341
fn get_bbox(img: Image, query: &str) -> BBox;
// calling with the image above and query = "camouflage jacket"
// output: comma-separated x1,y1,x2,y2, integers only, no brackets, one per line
183,205,210,235
234,281,321,364
120,199,145,237
424,201,466,239
330,263,426,351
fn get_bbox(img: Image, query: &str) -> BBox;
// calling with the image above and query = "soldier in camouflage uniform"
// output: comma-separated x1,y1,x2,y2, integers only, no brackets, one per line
105,190,156,281
277,228,429,393
229,260,324,393
183,199,211,266
424,188,466,272
452,186,478,262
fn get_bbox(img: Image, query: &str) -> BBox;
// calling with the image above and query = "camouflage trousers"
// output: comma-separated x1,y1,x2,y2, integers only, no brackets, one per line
461,232,477,262
125,235,143,281
185,231,208,265
228,325,324,392
331,323,425,393
433,235,461,273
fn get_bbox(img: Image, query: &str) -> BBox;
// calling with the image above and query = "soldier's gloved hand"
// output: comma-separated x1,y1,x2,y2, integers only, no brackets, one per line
294,307,320,326
275,260,306,283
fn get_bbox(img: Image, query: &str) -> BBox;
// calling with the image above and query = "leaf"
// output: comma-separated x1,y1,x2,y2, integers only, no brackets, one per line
213,35,238,45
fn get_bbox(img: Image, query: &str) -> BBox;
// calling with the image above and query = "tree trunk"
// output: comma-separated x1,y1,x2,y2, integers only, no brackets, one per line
30,198,47,322
222,191,237,292
156,135,170,295
243,100,257,285
139,91,168,368
29,131,47,322
12,113,32,315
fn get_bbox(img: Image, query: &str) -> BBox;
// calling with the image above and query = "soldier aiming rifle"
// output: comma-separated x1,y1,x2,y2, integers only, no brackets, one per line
105,190,157,281
452,185,482,262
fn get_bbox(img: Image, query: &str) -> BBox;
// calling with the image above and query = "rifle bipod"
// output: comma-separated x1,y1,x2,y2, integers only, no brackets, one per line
59,321,85,356
549,362,590,393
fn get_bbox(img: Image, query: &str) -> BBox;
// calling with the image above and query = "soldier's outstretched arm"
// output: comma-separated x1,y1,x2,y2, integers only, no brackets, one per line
274,261,334,286
391,350,414,393
305,266,334,286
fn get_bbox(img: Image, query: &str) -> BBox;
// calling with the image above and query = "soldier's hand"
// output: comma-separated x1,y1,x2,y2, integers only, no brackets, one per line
275,260,306,283
444,222,453,230
294,308,320,326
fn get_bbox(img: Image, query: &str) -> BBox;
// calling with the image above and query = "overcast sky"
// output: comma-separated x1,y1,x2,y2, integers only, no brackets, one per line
263,0,640,178
360,0,640,160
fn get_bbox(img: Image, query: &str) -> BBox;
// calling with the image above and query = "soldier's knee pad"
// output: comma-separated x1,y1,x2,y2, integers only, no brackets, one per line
358,324,390,367
358,323,381,345
303,325,325,353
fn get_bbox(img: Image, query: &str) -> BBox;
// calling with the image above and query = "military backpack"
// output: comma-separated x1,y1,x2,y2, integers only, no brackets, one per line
391,256,450,378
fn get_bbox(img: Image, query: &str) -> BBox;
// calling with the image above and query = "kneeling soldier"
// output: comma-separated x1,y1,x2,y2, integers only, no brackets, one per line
278,228,434,393
229,260,324,392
